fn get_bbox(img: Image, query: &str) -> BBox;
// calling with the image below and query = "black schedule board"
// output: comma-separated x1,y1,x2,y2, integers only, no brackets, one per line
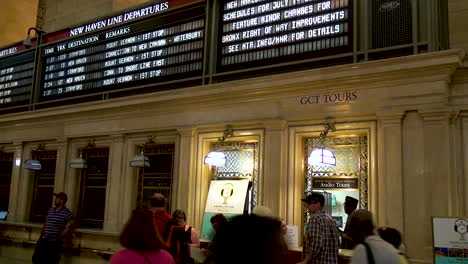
0,51,34,106
219,0,352,70
40,9,205,101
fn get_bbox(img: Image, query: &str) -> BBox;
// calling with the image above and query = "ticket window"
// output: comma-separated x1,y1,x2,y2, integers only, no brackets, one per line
208,140,259,213
304,134,368,231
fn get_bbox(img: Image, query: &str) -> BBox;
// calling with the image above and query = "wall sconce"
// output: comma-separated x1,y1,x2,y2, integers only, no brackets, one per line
69,140,94,169
23,27,45,48
308,123,336,166
24,144,45,170
204,125,234,167
130,137,154,168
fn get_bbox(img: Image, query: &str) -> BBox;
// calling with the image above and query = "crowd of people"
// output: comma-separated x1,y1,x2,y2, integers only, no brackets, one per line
32,191,410,264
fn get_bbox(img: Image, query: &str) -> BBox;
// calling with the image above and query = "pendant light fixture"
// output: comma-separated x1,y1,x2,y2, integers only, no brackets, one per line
69,140,95,169
308,123,337,166
130,136,154,168
24,144,45,170
204,125,234,167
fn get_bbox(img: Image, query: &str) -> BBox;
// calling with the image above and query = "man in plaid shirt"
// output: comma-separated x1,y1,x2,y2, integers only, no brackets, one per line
298,192,340,264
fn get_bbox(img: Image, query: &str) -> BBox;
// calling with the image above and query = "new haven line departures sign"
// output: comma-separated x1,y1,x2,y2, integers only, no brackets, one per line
40,4,205,100
220,0,352,68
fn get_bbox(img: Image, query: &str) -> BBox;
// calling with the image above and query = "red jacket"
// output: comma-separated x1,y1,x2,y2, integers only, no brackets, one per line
153,210,173,241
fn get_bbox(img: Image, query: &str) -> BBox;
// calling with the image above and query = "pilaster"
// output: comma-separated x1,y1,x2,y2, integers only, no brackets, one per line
176,127,198,228
376,111,405,230
463,116,468,215
54,137,69,193
262,120,287,218
401,111,427,260
419,110,452,262
7,142,23,222
103,134,125,233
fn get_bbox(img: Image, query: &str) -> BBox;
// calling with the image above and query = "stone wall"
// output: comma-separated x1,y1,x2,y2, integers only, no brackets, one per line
0,0,38,47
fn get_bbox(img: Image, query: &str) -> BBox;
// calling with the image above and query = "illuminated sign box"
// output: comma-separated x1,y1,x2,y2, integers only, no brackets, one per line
39,4,205,101
312,177,358,189
218,0,353,71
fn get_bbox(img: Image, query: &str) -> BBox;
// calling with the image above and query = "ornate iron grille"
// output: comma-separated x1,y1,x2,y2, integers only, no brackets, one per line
210,141,258,210
78,147,109,229
0,152,13,212
137,144,175,211
30,150,57,223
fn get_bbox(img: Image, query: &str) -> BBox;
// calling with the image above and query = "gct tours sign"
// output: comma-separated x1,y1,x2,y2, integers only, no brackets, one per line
300,91,358,104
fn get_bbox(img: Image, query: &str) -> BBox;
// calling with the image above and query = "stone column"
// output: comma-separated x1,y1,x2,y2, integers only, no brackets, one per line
7,142,23,222
402,111,427,260
262,120,287,218
175,127,197,227
376,112,405,230
463,117,468,215
103,134,125,233
418,111,451,261
54,138,68,193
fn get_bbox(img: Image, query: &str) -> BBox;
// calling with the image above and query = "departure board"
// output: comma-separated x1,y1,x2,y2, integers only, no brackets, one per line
40,11,205,100
0,51,34,106
219,0,352,69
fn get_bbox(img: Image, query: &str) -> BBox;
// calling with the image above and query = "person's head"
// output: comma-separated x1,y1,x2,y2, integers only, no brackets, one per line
344,196,359,215
252,205,273,218
120,208,165,251
150,193,167,208
377,227,402,249
210,213,227,233
209,214,287,264
279,218,287,235
301,192,325,214
53,192,68,207
348,209,375,243
172,209,186,227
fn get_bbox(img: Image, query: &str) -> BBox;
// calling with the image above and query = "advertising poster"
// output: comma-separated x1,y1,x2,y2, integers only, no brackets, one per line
200,180,250,241
433,217,468,264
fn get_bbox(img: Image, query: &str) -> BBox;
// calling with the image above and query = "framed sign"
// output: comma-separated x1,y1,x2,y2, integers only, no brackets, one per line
200,180,250,241
433,217,468,264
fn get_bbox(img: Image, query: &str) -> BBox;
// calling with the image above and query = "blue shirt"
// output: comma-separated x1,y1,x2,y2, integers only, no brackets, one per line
43,207,74,241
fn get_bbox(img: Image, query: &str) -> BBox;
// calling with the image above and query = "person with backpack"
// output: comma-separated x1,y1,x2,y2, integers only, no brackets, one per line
150,193,173,242
377,227,410,264
348,209,399,264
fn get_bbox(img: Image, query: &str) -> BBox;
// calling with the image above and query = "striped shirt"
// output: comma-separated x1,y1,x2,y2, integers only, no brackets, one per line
43,207,74,241
304,211,340,264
